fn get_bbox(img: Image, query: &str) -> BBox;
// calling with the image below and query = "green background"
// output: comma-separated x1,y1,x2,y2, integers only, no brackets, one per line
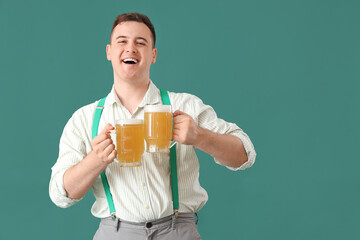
1,0,359,239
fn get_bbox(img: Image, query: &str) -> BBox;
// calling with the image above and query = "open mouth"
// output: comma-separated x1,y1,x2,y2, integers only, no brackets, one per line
122,58,138,64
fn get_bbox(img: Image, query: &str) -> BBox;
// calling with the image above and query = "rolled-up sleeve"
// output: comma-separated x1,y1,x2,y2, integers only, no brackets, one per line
49,110,89,207
192,95,256,171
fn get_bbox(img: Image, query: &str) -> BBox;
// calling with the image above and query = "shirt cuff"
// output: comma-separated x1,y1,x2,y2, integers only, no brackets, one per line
49,168,83,208
214,131,256,171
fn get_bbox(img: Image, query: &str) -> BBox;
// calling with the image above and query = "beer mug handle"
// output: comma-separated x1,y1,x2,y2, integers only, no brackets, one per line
170,140,177,148
109,130,116,139
108,130,118,162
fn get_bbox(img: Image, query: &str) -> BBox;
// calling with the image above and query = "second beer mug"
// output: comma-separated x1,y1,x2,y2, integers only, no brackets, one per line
144,105,176,153
111,119,144,167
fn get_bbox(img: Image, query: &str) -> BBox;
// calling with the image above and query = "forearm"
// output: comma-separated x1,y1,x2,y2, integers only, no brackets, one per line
63,151,108,199
194,127,248,168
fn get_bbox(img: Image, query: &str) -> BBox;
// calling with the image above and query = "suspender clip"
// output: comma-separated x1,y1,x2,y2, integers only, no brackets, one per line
111,212,117,221
174,209,179,218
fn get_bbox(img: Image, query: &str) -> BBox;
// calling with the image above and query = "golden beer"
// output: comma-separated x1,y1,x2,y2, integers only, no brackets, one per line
144,105,173,153
115,120,144,167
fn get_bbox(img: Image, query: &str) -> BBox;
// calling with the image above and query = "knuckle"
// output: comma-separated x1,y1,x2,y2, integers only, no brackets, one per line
101,134,108,140
93,147,100,154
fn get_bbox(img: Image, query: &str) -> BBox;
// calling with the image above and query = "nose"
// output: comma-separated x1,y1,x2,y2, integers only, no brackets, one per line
126,49,136,53
125,43,137,54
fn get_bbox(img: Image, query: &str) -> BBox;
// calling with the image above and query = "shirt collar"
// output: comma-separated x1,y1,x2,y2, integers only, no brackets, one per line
105,80,162,107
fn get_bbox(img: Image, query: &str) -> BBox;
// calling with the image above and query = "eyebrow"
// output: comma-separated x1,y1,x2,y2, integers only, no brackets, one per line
115,36,148,43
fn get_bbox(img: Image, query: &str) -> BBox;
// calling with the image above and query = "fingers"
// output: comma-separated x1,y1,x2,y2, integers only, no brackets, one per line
92,123,114,145
172,110,185,117
103,143,117,162
172,129,187,145
171,111,199,146
91,123,116,162
172,131,180,140
107,150,117,162
96,138,113,152
173,113,192,125
100,123,114,134
91,124,116,163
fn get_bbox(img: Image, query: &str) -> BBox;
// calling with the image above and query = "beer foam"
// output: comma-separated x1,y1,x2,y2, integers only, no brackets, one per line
144,105,171,112
116,119,143,125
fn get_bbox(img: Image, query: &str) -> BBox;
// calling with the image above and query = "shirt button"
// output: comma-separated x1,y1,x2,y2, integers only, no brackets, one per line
142,182,146,187
145,205,150,209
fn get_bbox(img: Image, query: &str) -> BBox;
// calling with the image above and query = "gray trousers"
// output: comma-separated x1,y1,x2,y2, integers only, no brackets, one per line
93,213,202,240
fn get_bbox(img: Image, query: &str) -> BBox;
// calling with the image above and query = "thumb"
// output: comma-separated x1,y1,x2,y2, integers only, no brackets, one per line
173,110,186,117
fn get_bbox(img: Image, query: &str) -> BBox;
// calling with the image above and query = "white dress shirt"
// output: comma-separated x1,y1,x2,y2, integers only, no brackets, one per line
49,81,256,223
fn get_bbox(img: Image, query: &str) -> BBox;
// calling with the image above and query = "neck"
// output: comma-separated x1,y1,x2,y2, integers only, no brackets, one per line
114,77,150,114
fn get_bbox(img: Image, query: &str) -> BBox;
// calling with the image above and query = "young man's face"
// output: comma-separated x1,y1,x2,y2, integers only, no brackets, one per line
106,21,157,82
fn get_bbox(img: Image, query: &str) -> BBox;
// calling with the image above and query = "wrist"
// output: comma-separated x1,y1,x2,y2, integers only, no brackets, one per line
193,126,208,150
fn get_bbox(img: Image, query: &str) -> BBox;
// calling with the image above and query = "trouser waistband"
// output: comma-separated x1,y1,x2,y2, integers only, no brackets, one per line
100,213,198,231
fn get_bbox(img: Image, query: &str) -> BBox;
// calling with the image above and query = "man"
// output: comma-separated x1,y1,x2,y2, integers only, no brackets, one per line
49,12,256,240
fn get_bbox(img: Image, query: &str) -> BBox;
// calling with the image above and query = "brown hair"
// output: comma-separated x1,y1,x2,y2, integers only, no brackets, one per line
110,12,156,48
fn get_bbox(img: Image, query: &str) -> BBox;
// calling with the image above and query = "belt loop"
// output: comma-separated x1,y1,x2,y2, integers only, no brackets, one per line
195,212,199,225
116,219,120,232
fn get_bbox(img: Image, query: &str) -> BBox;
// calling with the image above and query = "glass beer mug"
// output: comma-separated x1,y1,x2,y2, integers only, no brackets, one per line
111,119,144,167
144,105,176,153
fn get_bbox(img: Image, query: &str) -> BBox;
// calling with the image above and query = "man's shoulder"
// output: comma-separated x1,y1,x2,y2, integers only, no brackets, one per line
69,98,102,120
166,91,209,117
167,91,203,104
62,98,103,135
167,91,208,111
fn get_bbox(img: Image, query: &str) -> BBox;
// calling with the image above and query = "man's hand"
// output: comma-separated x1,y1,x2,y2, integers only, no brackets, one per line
172,110,200,146
172,110,248,168
91,123,117,164
64,123,117,199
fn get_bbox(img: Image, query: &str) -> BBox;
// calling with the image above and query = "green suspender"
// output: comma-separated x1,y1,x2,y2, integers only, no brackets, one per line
160,89,179,217
91,90,179,220
92,97,116,220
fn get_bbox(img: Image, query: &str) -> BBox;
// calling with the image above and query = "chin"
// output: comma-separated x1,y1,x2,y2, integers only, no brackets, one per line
124,74,139,80
116,70,138,80
119,74,142,82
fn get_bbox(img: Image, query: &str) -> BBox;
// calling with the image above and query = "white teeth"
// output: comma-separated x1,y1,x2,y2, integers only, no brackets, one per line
123,58,138,63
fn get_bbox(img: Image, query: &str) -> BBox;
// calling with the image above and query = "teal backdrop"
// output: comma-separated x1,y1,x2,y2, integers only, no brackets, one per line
1,0,359,239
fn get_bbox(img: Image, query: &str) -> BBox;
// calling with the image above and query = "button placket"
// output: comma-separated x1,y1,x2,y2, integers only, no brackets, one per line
138,163,156,219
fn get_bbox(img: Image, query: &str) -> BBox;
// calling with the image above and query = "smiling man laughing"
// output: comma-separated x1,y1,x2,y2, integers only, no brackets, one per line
49,12,256,240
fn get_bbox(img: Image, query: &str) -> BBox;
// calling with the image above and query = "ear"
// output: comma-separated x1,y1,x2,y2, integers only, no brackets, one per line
151,48,157,64
106,44,111,61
